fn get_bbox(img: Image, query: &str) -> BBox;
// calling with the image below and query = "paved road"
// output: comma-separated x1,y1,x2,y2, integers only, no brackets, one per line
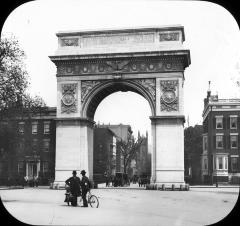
0,186,239,226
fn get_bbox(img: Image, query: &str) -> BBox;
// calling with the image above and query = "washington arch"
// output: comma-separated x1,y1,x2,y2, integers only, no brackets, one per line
49,25,191,188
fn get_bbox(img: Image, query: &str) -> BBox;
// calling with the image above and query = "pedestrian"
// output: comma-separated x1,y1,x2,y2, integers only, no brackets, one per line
65,170,81,206
104,171,109,187
80,170,91,207
34,175,39,187
24,175,28,187
138,177,142,187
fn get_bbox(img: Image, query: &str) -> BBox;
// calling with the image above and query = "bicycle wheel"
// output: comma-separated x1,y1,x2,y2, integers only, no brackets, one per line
89,195,99,208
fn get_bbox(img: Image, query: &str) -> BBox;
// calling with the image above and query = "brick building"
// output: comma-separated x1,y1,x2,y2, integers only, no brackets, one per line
201,87,240,184
96,124,133,173
0,107,56,185
93,126,117,184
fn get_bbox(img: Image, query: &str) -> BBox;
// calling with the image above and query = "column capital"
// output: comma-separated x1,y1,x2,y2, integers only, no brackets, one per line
55,117,95,127
150,115,185,125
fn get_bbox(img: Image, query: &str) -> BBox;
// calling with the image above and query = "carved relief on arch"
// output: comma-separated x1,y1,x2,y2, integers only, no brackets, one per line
81,80,101,103
61,83,78,114
134,79,156,102
160,80,179,112
56,58,185,76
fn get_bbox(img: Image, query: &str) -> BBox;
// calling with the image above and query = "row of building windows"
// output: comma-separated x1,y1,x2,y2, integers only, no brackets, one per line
215,115,238,129
18,121,51,135
18,139,51,152
203,134,239,150
0,161,49,175
202,156,238,171
17,161,50,174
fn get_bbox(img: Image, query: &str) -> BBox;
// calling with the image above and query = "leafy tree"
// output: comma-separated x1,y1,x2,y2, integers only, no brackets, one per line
0,35,29,111
117,136,144,174
0,35,47,180
184,125,203,184
0,35,46,118
184,125,203,155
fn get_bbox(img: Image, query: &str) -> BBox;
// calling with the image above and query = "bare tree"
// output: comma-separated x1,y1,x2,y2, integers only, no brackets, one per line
117,135,144,174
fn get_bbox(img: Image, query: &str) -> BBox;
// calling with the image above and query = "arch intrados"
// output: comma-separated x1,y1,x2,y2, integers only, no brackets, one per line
82,80,155,120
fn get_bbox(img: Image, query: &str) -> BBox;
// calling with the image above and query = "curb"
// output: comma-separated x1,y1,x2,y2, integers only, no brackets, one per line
0,186,24,190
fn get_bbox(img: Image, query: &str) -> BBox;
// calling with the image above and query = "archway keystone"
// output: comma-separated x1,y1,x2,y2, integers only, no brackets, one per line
49,26,191,187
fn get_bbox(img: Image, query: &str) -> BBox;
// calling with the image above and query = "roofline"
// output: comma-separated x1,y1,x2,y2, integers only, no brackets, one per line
56,25,185,41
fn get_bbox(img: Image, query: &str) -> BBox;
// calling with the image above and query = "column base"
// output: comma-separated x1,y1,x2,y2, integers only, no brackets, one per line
50,181,66,190
146,182,189,191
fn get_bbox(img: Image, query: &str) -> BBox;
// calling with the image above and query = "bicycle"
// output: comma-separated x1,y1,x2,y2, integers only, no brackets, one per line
65,187,99,208
79,190,99,208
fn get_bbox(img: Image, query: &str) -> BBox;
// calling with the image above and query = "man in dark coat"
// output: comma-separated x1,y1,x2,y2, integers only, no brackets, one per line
80,170,91,207
65,170,81,206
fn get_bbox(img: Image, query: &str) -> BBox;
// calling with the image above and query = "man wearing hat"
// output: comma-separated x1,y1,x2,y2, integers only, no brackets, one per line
80,170,91,207
65,170,81,206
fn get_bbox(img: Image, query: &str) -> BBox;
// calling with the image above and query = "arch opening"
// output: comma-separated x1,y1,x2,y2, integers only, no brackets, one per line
82,80,155,120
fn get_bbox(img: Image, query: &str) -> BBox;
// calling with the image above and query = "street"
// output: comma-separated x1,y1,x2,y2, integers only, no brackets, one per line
0,185,239,226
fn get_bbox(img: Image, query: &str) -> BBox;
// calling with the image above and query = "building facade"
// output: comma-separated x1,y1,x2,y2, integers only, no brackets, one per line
0,107,56,185
201,89,240,184
93,126,117,184
96,124,133,173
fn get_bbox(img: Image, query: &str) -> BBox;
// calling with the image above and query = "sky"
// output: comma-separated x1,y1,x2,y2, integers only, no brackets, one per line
1,0,240,140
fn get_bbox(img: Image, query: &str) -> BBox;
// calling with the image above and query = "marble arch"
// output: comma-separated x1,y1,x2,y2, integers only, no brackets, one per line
49,25,191,188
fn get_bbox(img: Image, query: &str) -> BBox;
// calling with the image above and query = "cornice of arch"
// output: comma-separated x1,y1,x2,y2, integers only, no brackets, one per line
50,50,190,76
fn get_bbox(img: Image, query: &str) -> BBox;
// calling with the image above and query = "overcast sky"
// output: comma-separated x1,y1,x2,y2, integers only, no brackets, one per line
1,0,240,140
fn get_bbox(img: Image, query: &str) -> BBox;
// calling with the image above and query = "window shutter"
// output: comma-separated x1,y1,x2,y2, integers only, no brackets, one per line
213,135,216,149
213,117,216,130
223,135,226,149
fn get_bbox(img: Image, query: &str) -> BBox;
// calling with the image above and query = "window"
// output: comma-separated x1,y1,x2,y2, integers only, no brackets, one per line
216,117,223,129
230,117,237,129
218,157,223,169
231,157,238,171
225,156,228,170
214,156,228,170
43,162,49,173
216,135,223,149
32,139,38,152
18,122,25,134
44,122,50,134
230,135,238,149
18,162,24,174
203,136,208,151
18,140,25,153
32,122,38,134
203,158,208,170
43,139,50,152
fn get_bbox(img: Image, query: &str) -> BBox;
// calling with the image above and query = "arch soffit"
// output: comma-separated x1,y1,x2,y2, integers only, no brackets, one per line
81,79,156,120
